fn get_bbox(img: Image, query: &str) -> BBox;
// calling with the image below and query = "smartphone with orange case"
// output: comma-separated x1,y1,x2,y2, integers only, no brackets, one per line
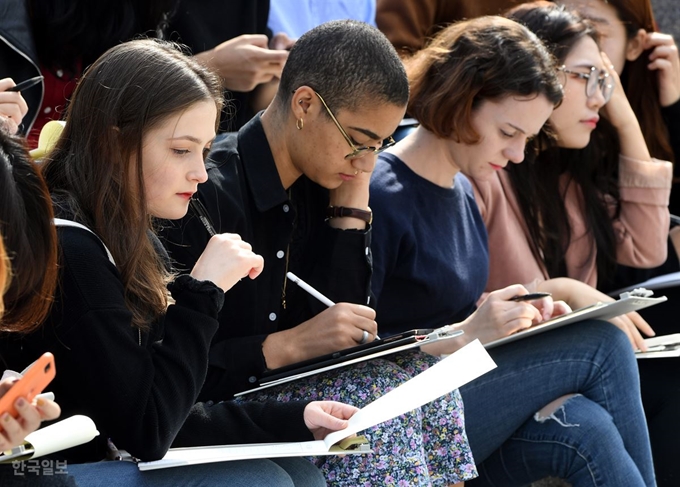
0,352,56,418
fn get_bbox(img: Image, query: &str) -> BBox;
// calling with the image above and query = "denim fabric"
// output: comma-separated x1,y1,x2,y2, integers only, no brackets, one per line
462,320,655,487
66,457,325,487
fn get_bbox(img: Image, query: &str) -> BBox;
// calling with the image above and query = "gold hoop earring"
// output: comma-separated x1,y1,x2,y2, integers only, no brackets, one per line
296,118,304,130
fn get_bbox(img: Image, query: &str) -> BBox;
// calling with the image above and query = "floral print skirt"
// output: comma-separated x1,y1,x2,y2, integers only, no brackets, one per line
241,350,477,486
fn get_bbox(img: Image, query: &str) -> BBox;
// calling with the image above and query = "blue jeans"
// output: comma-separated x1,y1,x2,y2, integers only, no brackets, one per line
66,457,325,487
461,320,655,487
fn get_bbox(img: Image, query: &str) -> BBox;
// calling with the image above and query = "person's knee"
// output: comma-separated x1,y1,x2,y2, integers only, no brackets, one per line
581,320,638,375
272,458,326,487
583,319,630,350
533,395,621,451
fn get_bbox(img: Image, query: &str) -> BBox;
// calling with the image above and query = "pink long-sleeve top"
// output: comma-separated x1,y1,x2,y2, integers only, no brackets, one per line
472,155,672,291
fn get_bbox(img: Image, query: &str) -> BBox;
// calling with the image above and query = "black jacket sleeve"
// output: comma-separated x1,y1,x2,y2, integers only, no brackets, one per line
32,227,312,462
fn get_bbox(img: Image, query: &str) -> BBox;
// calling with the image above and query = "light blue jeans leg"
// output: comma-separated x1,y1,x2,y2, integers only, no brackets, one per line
66,457,325,487
460,320,654,486
472,394,647,486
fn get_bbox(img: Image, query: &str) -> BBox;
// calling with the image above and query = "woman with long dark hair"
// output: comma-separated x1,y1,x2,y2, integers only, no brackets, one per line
0,39,358,486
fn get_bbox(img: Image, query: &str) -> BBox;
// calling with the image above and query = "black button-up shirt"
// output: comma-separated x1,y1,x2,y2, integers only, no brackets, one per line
161,115,372,398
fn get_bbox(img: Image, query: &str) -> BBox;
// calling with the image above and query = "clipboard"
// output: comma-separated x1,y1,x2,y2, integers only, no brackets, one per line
609,271,680,296
635,333,680,359
235,326,464,396
484,289,666,349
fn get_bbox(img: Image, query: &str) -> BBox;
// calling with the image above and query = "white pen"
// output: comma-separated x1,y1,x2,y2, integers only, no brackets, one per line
286,272,335,307
286,272,380,340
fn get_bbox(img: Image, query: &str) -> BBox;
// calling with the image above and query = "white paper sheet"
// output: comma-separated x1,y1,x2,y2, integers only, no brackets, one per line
139,340,496,471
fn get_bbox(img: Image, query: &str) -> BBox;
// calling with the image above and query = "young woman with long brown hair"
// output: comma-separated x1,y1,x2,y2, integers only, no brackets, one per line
0,39,358,486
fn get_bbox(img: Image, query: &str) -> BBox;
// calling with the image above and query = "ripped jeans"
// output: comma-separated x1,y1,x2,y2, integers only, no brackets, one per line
461,320,655,487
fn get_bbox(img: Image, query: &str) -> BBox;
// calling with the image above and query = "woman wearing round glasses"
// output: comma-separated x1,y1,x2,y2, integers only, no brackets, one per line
473,3,675,485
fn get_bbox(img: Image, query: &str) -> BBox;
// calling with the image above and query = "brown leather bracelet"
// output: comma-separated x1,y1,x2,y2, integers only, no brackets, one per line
325,206,373,224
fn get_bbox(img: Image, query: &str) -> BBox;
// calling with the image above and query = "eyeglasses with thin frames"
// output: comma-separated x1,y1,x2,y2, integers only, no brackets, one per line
559,65,614,103
313,91,396,159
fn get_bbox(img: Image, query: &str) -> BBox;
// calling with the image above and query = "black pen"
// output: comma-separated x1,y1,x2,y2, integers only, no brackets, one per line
510,292,552,302
190,198,216,237
7,76,44,92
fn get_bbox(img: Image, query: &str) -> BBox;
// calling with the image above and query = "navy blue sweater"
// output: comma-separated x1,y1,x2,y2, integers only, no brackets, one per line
370,153,489,334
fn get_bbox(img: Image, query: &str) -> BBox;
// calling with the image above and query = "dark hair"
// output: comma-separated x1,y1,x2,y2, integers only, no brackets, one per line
28,0,178,75
405,15,563,141
0,126,58,333
505,2,619,281
277,20,409,114
41,39,223,330
597,0,673,162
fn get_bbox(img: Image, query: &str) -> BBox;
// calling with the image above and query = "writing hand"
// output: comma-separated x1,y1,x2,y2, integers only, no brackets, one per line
262,303,377,369
464,284,542,344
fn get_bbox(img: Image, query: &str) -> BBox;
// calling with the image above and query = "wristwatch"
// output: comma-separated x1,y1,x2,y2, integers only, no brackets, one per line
325,206,373,224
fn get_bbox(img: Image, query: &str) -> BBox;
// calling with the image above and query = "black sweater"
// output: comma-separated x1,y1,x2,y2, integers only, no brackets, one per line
161,115,373,398
0,226,312,463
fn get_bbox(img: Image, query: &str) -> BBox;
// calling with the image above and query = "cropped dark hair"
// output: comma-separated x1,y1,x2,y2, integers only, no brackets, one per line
41,38,223,330
277,20,409,113
0,126,58,333
505,2,619,282
405,15,563,142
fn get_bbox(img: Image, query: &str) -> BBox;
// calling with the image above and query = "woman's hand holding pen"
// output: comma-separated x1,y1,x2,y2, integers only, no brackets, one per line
190,233,264,292
262,303,377,369
460,285,545,346
0,78,29,135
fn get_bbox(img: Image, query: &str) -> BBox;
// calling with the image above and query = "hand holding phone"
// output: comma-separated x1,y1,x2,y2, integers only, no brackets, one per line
0,353,56,418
